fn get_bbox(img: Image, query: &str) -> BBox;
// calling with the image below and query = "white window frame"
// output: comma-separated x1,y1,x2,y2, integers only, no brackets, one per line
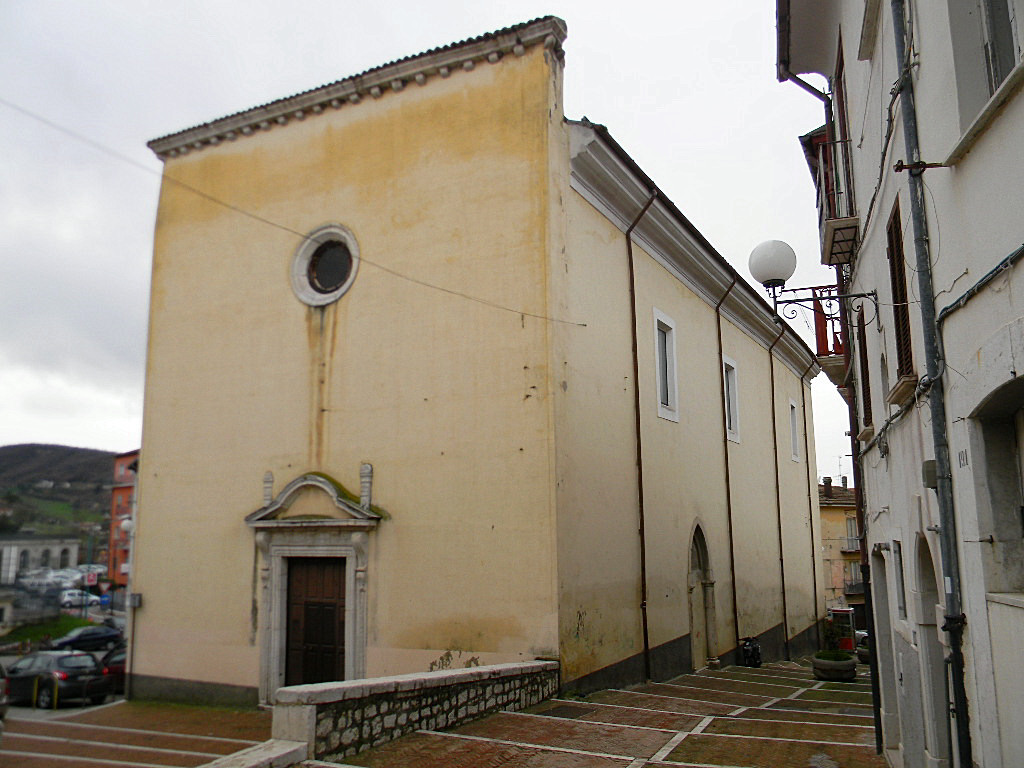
653,309,679,423
789,399,801,461
722,355,740,442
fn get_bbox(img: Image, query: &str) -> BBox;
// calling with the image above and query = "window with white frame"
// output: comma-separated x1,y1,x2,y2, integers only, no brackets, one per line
789,400,801,461
653,309,678,422
982,0,1021,94
722,356,740,442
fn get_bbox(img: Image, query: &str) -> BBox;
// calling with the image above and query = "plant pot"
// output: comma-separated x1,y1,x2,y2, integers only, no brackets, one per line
812,653,857,682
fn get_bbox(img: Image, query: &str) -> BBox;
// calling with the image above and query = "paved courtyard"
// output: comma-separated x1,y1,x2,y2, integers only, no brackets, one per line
0,699,271,767
331,660,885,768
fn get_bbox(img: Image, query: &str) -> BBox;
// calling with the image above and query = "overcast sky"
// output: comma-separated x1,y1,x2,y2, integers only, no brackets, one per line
0,1,854,482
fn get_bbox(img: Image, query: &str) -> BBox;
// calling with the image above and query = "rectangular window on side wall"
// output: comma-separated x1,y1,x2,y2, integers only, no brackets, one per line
654,309,679,422
722,356,740,442
893,540,908,619
982,0,1020,94
789,400,801,461
887,201,914,380
856,308,873,428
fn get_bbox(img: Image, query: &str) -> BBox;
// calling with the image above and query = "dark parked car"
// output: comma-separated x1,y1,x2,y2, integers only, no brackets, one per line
100,646,126,695
50,624,122,652
6,651,111,708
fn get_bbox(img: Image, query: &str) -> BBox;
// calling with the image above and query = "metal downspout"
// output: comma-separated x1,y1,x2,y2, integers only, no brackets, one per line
626,189,658,681
778,53,885,753
889,2,972,764
715,279,742,659
834,265,884,753
798,361,822,650
767,327,791,660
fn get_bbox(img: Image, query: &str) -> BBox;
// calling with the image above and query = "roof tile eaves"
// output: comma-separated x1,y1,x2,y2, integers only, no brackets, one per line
148,16,567,158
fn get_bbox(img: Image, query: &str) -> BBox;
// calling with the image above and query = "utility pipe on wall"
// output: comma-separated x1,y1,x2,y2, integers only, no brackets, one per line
767,327,791,660
777,52,885,754
798,361,822,650
625,189,658,682
889,2,972,764
714,279,742,661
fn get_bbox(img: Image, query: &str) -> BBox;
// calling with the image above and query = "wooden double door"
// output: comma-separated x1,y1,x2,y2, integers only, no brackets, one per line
285,557,346,686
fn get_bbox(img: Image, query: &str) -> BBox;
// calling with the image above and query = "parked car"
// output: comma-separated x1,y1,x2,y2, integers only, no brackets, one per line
5,651,111,708
50,624,122,652
856,632,871,664
59,589,100,608
100,646,126,694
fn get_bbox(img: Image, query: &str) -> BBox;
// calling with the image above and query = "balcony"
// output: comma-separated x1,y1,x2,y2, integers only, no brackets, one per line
801,128,860,266
844,579,865,596
774,282,847,388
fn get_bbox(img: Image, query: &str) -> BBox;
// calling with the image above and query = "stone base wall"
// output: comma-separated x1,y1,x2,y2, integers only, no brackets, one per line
272,661,559,762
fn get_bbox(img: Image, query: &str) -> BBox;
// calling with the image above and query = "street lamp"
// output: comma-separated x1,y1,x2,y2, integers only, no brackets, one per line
748,239,877,319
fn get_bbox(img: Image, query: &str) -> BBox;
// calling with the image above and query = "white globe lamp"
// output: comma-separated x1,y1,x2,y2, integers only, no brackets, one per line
748,240,798,290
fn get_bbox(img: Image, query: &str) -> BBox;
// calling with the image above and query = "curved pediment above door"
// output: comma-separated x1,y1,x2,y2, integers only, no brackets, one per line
245,472,382,531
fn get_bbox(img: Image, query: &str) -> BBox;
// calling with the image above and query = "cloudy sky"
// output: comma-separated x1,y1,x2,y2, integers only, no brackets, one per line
0,0,853,481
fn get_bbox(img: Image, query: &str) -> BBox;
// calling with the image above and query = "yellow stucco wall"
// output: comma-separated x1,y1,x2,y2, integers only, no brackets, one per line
135,47,564,688
554,187,821,681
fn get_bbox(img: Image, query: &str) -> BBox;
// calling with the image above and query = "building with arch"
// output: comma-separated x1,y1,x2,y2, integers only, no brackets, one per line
779,1,1024,765
133,17,823,706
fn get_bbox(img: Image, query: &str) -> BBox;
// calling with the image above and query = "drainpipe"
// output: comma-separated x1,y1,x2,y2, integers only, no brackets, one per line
625,189,658,681
767,326,791,660
889,2,972,763
834,265,883,754
798,360,822,650
714,279,742,661
779,44,884,754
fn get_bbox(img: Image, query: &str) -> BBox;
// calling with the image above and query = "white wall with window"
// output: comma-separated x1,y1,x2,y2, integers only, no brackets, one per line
653,309,678,422
722,355,740,442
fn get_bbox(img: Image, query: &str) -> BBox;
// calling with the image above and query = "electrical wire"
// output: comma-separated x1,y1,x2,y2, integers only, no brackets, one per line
0,95,587,328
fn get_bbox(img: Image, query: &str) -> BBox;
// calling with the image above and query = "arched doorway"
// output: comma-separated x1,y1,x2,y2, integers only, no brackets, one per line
688,526,718,670
916,538,950,764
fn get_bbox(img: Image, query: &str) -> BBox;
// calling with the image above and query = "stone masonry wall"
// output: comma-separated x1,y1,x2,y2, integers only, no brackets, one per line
272,661,559,762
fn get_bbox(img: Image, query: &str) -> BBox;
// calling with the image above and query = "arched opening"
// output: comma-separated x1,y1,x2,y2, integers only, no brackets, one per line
59,548,70,569
688,526,718,670
871,551,901,748
916,537,950,764
18,550,28,572
40,549,50,568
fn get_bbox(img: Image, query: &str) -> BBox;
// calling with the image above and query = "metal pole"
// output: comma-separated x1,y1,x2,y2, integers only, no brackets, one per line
889,2,972,764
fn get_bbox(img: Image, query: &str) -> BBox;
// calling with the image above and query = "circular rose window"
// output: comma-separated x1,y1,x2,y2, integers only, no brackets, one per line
291,224,360,306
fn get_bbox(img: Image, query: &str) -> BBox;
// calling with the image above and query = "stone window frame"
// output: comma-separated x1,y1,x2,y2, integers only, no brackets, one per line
291,224,360,307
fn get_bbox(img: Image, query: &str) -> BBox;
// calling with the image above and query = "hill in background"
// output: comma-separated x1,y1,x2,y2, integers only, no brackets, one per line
0,444,118,542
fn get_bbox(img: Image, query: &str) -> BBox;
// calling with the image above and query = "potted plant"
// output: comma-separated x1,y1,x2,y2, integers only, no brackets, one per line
812,620,857,681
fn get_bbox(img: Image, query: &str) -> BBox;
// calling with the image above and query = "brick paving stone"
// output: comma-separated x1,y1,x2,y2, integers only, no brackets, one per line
726,706,874,727
344,730,631,767
664,673,800,697
530,700,703,732
794,689,875,706
1,732,211,767
660,732,887,767
637,682,770,707
63,700,271,742
587,689,736,716
8,718,245,755
705,716,876,745
768,697,873,715
453,711,673,759
0,700,269,768
701,669,815,686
